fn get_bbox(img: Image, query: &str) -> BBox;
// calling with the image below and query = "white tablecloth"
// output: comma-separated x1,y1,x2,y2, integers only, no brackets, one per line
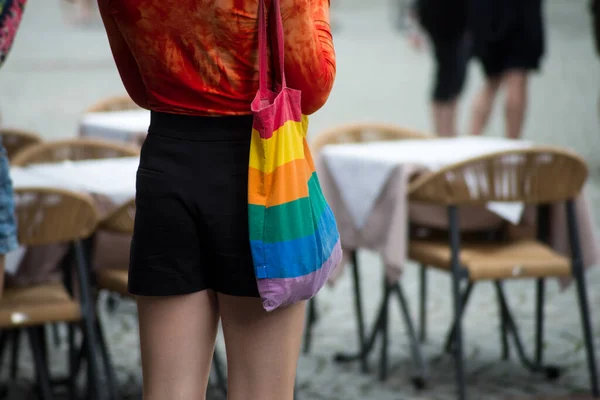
79,110,150,143
6,157,139,276
321,137,531,228
10,157,139,204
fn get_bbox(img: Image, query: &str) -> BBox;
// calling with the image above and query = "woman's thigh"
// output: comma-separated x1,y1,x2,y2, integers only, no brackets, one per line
219,294,306,400
137,290,219,400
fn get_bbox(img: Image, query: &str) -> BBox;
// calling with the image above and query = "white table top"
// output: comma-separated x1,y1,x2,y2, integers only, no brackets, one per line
320,136,532,227
6,157,139,276
79,109,150,140
10,157,139,204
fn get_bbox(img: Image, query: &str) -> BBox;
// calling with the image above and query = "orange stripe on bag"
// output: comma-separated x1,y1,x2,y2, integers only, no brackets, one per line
248,158,315,207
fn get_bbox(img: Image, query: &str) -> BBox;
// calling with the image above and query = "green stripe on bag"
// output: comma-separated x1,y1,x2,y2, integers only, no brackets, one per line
249,173,328,243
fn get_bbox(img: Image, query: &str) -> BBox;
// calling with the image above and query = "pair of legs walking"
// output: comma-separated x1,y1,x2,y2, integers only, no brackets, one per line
138,292,305,400
470,70,529,139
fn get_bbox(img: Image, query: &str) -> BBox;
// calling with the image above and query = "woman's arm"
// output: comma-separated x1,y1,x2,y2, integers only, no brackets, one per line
97,0,150,109
280,0,336,115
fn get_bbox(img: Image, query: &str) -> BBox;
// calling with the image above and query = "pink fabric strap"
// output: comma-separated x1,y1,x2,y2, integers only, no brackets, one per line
258,0,286,94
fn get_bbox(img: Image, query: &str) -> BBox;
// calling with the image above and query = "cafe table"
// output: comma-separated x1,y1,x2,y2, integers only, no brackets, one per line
315,136,599,380
79,109,150,145
6,157,139,283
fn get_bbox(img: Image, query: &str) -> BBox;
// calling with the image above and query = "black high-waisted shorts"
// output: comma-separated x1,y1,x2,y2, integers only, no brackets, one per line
128,111,260,298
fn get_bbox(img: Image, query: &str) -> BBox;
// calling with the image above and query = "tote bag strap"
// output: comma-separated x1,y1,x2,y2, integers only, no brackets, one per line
258,0,287,94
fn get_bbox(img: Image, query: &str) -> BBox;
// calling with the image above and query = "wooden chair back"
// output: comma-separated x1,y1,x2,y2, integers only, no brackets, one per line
84,95,140,113
13,187,99,246
0,128,44,161
311,123,431,154
409,148,588,205
100,198,135,234
10,138,140,167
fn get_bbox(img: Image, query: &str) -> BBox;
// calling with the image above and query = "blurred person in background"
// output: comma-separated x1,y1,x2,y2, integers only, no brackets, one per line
97,0,335,399
408,0,470,136
469,0,545,139
0,0,27,295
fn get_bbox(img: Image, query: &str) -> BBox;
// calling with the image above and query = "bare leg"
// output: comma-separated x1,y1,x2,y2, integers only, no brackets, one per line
432,99,458,137
470,77,501,136
503,70,528,139
137,290,219,400
220,294,305,400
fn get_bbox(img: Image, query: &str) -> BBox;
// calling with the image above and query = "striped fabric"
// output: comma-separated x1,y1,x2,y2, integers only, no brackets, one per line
249,0,342,312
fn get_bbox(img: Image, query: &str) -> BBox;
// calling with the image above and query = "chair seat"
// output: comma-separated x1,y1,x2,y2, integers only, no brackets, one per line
96,268,129,297
409,238,571,280
0,283,81,328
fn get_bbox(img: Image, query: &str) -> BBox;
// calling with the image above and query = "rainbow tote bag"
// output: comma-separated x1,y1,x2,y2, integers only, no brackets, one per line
248,0,342,312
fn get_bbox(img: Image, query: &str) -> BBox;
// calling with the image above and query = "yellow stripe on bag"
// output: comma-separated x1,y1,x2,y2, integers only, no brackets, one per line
249,116,308,174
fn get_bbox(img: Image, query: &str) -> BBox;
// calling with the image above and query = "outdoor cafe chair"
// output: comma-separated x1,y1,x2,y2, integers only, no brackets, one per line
311,122,431,154
0,128,43,162
10,137,140,167
0,187,108,400
407,148,599,399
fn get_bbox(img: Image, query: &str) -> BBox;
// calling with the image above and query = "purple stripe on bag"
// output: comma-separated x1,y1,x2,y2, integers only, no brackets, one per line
257,239,343,311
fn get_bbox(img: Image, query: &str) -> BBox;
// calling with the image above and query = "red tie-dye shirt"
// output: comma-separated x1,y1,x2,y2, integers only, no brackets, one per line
98,0,336,116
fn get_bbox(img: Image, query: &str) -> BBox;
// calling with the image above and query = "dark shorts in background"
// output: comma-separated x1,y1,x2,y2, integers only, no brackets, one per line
475,27,544,78
128,112,260,298
471,0,545,78
428,33,471,102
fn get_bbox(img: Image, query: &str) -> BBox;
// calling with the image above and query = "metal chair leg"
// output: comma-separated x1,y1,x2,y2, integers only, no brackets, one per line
393,282,428,388
10,329,21,379
73,242,101,400
27,327,54,400
212,347,228,396
68,324,77,400
418,264,427,343
350,250,369,373
448,206,467,400
443,282,474,354
534,278,545,365
303,298,317,355
51,324,62,348
95,317,120,400
566,200,599,396
497,280,510,360
494,282,560,380
0,330,7,371
378,280,391,381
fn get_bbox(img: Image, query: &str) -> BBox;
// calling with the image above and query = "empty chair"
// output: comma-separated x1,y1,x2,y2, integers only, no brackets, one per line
0,187,107,400
311,122,431,154
0,128,43,162
10,137,140,167
408,148,598,399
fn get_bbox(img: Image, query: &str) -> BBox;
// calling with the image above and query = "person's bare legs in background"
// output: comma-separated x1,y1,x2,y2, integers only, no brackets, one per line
409,2,470,137
470,70,528,139
470,77,501,136
432,99,458,137
503,70,528,139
